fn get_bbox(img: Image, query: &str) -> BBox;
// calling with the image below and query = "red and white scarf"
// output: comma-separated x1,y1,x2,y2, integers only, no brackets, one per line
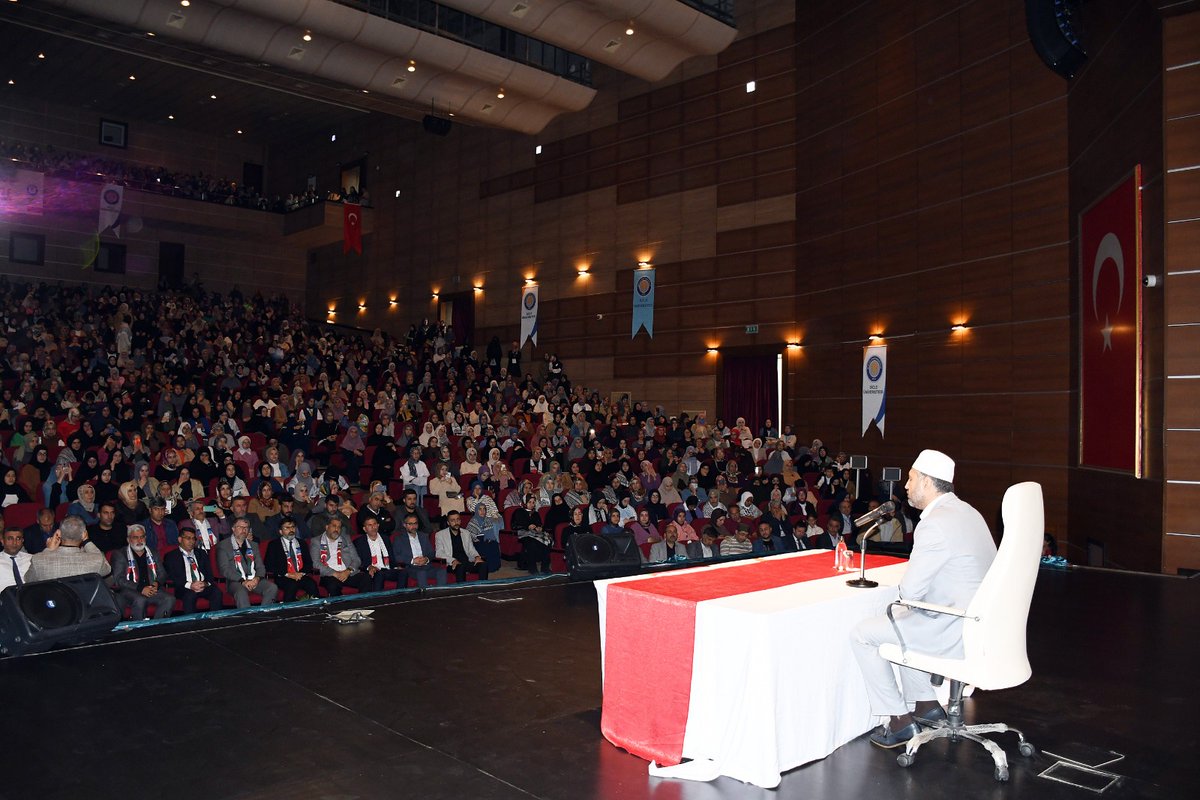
125,545,157,584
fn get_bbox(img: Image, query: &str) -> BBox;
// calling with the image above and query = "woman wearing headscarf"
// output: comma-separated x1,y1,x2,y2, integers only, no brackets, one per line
671,507,699,543
738,491,763,520
0,468,30,508
248,481,282,522
67,483,100,525
460,448,482,476
658,473,683,506
233,435,259,476
781,456,802,488
429,462,465,514
418,421,437,448
514,493,552,574
639,460,661,492
505,478,534,510
339,424,367,486
543,492,571,534
221,461,249,498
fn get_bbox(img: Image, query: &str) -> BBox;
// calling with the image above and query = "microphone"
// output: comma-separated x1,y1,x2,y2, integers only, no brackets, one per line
853,500,896,528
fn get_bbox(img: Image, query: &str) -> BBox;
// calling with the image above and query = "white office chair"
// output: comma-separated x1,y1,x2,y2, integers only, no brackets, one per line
878,481,1044,781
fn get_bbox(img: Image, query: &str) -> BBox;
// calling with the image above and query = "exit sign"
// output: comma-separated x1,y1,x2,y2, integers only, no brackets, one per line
745,324,759,334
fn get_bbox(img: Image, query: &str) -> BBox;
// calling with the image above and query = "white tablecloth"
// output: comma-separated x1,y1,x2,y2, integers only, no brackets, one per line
596,551,909,788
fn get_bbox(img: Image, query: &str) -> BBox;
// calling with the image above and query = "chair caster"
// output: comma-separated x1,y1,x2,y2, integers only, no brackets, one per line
994,766,1009,782
1019,741,1037,758
896,752,914,768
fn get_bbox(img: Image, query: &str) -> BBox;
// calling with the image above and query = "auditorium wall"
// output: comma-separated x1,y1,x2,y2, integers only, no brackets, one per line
280,0,1085,550
1,97,306,299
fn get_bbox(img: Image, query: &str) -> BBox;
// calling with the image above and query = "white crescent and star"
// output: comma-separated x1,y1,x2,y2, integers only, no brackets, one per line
1092,232,1124,352
348,212,359,225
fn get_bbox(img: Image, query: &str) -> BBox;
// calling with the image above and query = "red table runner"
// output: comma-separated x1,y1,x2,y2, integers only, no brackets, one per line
600,553,905,765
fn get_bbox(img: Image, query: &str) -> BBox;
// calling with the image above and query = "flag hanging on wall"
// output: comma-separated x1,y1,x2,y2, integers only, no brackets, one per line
343,202,362,254
520,285,539,347
862,345,886,437
632,268,655,338
98,183,122,233
0,168,43,216
1080,167,1142,475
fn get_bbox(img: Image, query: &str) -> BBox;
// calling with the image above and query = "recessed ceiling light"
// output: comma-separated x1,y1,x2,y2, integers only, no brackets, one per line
394,189,401,198
302,30,312,42
180,1,190,6
7,80,13,86
361,89,369,93
209,93,216,99
535,145,542,155
497,88,505,98
745,80,756,93
167,114,174,120
146,32,155,37
330,134,337,142
236,129,243,134
626,23,635,36
407,60,416,72
128,75,136,81
37,53,45,59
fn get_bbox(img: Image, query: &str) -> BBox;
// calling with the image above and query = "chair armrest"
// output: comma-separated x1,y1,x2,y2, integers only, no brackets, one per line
891,598,974,620
885,599,975,660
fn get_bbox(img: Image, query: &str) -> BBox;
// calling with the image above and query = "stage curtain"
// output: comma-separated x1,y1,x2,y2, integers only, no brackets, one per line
721,354,777,434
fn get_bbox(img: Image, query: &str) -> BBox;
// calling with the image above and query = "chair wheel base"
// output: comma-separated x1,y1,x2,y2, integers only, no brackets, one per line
896,753,914,768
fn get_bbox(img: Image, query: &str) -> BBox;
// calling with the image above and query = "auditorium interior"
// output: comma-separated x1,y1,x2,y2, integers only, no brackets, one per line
0,0,1198,797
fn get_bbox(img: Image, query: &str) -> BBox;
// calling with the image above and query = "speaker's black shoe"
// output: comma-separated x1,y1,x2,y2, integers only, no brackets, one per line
869,722,921,749
916,704,948,727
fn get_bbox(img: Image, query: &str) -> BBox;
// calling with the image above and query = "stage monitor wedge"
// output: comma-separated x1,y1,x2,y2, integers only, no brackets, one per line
568,533,642,581
1025,0,1087,79
0,575,121,657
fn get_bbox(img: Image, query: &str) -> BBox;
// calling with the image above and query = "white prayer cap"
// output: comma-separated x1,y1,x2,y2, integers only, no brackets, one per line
912,449,955,483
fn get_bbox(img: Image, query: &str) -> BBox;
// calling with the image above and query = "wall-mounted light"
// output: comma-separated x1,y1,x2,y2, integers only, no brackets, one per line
636,260,651,268
951,324,968,333
431,292,440,300
786,342,802,350
868,333,883,342
473,285,483,293
524,277,536,286
706,347,719,355
535,145,542,155
746,80,757,93
389,298,398,306
577,268,590,278
358,302,366,311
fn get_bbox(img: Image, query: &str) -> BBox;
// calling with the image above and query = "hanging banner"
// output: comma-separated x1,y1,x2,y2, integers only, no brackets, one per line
520,284,539,347
98,183,123,233
343,202,362,254
862,345,886,437
1080,167,1141,475
632,268,655,338
0,168,43,216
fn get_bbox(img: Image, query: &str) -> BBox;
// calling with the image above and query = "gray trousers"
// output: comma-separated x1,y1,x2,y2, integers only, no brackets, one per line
850,614,937,717
229,579,280,608
117,587,175,619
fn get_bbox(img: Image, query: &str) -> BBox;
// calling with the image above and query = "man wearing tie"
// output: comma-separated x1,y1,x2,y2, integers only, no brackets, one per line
0,527,32,590
310,517,372,596
164,528,224,614
834,497,859,546
217,518,280,608
353,516,406,592
265,518,319,602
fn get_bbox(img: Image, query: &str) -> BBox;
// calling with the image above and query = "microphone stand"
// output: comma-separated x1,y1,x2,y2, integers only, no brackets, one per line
846,520,881,588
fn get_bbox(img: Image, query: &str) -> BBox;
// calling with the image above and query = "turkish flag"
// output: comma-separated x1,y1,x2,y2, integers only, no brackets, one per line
343,202,362,254
1080,168,1141,474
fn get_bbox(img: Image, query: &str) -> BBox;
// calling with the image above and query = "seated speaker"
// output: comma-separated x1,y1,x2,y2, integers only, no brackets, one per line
0,575,121,657
568,532,642,581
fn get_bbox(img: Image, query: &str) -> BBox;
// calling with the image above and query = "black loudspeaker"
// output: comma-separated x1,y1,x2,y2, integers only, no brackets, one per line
422,115,453,136
568,532,643,580
0,575,121,657
1025,0,1087,79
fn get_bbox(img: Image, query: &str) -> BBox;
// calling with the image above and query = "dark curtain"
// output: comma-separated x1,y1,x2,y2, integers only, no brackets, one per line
721,354,778,435
444,292,475,350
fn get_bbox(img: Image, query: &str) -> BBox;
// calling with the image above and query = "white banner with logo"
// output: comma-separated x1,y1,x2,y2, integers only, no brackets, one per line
0,168,44,216
99,183,123,233
520,285,539,348
862,345,886,437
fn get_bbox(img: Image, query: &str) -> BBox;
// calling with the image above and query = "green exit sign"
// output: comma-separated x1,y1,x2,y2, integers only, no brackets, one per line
745,324,759,334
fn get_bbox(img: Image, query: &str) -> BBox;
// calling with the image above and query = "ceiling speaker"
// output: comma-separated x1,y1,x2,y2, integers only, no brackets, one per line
422,115,452,136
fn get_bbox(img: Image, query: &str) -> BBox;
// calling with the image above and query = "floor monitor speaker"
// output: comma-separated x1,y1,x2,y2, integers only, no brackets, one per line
568,533,642,581
0,575,121,657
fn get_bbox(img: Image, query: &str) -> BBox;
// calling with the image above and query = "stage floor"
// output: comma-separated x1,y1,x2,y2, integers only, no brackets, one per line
2,567,1197,799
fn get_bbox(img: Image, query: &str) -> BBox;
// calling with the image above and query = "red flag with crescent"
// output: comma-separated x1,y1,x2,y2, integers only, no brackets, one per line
1079,167,1141,474
343,202,362,254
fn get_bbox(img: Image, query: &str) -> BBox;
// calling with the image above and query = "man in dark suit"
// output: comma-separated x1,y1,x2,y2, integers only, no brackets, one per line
264,518,319,601
751,520,787,555
22,508,57,555
391,512,446,588
265,496,311,540
353,516,406,592
686,528,722,560
811,517,845,550
356,490,396,536
88,503,129,553
111,523,175,619
163,527,224,614
832,498,858,546
140,497,180,551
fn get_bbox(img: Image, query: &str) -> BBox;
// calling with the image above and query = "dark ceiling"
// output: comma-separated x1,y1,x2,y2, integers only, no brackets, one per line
0,0,434,145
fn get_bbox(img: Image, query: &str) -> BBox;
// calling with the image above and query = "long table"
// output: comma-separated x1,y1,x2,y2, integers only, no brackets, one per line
596,550,908,788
